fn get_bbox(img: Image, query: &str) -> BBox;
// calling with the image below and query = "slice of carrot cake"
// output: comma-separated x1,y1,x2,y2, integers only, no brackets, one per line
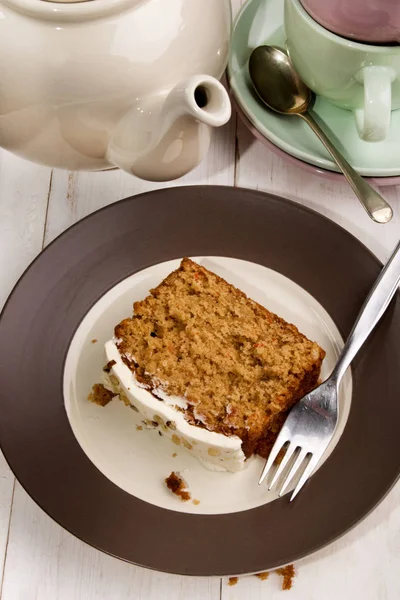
93,258,325,472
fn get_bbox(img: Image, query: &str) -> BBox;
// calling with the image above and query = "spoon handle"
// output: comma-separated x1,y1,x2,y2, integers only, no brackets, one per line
299,112,393,224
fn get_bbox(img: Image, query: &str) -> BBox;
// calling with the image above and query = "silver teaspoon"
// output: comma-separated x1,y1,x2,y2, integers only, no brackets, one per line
249,46,393,224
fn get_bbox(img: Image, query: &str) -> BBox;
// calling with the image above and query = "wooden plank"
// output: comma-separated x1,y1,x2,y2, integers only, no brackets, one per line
0,459,14,600
0,151,52,596
0,153,52,308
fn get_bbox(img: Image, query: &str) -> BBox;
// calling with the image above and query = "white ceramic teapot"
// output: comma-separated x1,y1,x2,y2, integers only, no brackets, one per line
0,0,232,181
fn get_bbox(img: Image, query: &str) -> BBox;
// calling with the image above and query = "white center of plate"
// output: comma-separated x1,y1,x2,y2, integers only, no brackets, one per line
63,257,352,515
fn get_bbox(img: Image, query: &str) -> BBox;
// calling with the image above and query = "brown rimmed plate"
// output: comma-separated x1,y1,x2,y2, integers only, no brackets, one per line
0,186,399,576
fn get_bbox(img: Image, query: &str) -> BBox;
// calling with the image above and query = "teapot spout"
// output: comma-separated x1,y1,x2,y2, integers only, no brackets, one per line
176,74,232,128
107,75,231,182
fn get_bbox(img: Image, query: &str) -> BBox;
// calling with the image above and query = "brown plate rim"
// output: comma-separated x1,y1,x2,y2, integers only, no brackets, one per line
0,185,399,576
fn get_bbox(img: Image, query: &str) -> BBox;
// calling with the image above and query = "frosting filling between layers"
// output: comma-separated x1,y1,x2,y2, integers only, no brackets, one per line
103,340,246,472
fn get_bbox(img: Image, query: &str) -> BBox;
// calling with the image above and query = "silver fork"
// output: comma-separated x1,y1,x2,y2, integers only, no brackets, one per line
259,238,400,500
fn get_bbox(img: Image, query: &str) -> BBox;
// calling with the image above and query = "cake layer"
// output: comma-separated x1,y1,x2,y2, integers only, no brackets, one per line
115,258,325,457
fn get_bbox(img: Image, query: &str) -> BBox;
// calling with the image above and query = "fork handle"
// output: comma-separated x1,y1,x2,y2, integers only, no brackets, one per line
333,239,400,384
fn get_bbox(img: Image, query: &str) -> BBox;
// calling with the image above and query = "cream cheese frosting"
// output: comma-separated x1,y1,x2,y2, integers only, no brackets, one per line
103,340,246,472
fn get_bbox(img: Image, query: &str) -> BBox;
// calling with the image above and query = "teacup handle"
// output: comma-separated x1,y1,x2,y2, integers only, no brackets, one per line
354,66,395,142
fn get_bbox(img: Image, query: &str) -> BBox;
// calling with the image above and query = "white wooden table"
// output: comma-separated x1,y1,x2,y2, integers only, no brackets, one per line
1,2,400,596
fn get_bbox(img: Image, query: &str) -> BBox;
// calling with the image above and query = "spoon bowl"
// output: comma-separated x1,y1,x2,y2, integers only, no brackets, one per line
249,46,311,115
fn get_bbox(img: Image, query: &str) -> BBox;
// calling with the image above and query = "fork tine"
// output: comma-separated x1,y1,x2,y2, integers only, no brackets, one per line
258,433,290,485
268,442,297,490
278,449,308,497
290,453,321,501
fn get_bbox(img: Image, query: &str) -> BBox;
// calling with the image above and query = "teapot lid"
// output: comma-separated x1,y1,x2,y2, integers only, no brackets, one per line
42,0,93,3
4,0,140,22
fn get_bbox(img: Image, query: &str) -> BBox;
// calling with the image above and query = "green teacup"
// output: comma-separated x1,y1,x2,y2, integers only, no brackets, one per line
285,0,400,142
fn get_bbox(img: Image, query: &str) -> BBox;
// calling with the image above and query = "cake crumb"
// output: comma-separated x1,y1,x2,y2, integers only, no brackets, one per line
193,499,200,505
228,577,238,586
91,339,98,344
255,571,269,581
165,472,191,501
136,425,143,431
172,453,177,458
275,565,295,590
119,393,130,407
103,359,116,373
88,384,116,407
